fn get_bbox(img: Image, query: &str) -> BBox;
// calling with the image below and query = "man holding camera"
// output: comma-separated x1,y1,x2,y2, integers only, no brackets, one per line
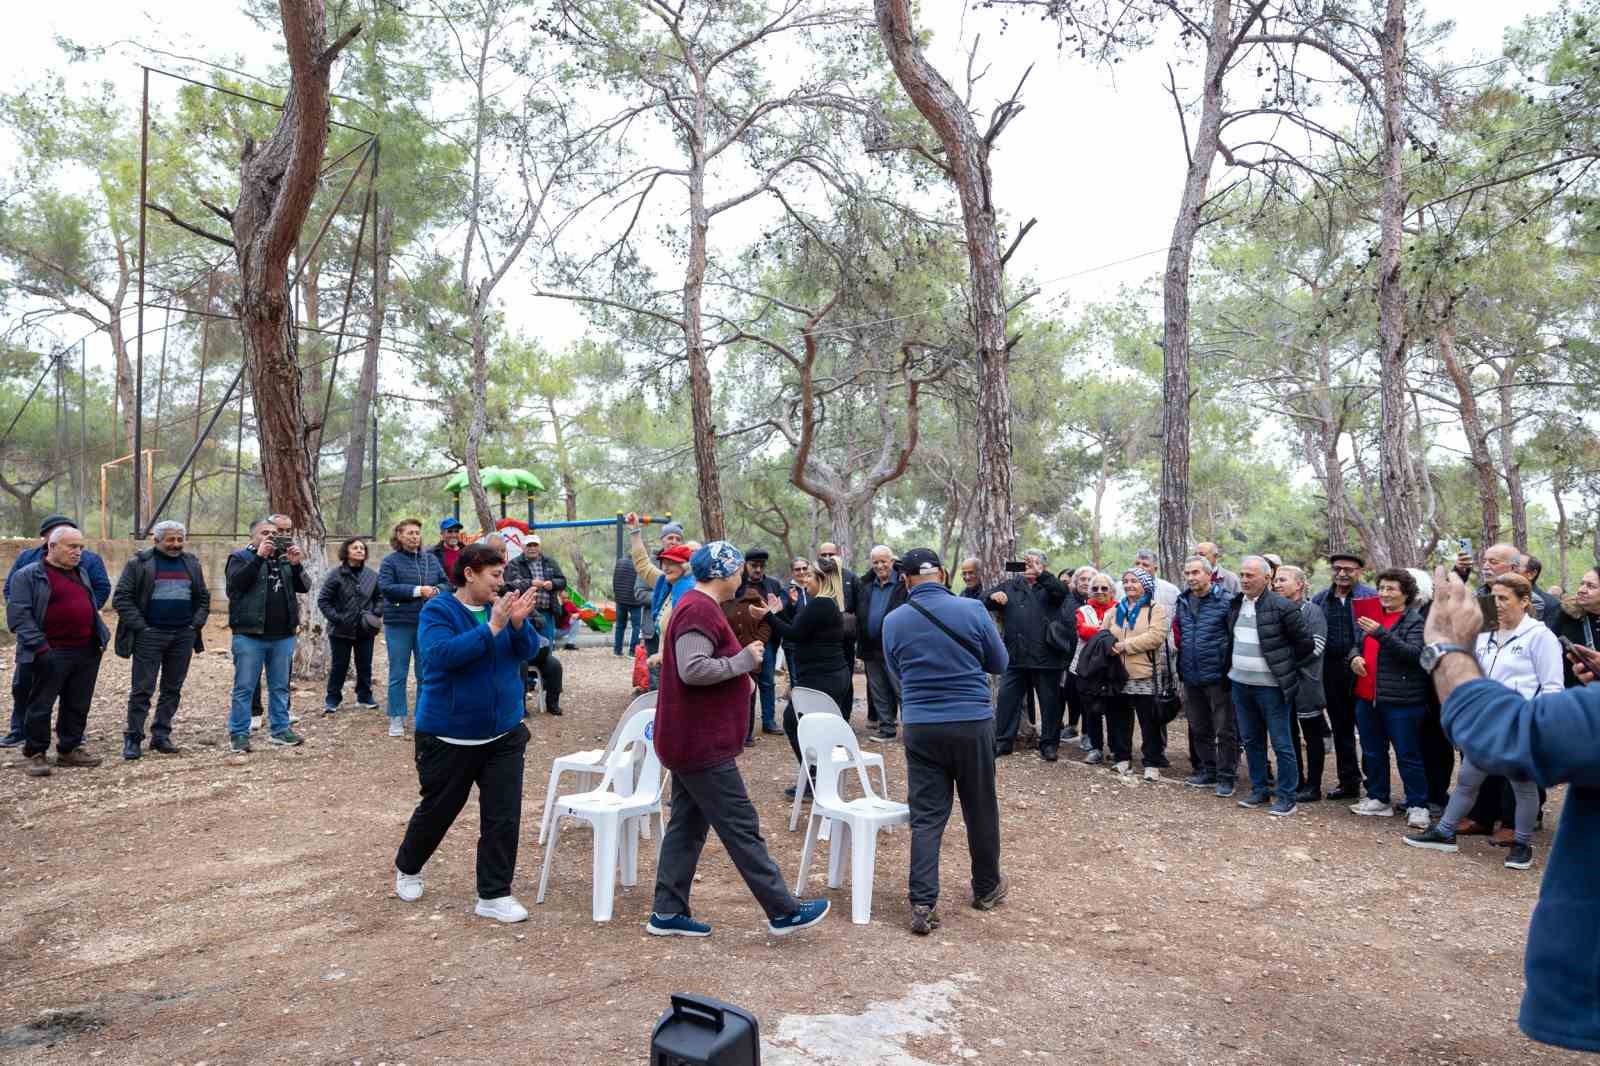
986,550,1070,760
225,516,309,752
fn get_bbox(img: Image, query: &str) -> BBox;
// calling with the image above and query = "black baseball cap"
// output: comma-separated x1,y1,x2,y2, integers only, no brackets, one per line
38,515,76,537
1328,551,1365,568
900,547,943,576
744,547,770,563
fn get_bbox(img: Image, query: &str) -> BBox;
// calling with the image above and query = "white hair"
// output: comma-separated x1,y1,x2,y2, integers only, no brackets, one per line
1239,555,1271,574
151,520,186,540
47,524,81,546
1023,548,1048,567
869,544,893,561
1407,567,1434,607
1183,554,1214,574
1134,548,1158,565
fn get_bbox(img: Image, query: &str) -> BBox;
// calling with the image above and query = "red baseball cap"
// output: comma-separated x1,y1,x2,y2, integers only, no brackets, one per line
659,545,693,564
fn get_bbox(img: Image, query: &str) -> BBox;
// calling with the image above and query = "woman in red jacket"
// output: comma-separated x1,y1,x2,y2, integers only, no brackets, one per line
1070,573,1117,765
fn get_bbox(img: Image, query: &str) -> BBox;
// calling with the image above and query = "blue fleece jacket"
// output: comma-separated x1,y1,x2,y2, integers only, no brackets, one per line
413,593,541,739
5,545,111,609
1442,676,1600,1054
882,582,1008,724
378,548,450,627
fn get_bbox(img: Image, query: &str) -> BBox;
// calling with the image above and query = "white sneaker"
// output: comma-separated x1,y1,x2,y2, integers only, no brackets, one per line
1350,798,1395,817
388,719,405,738
395,868,424,902
289,714,300,725
249,717,261,733
1143,767,1161,782
475,895,529,923
1406,806,1431,829
1113,760,1133,777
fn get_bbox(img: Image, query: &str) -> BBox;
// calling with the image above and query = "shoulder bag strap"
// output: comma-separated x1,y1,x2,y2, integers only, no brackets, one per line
906,598,984,665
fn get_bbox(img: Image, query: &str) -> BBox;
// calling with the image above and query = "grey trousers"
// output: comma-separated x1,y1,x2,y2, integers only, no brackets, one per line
1440,757,1538,845
864,659,901,731
652,759,799,921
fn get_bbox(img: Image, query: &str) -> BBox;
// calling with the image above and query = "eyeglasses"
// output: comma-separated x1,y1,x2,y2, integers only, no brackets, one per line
1331,565,1359,574
819,552,837,558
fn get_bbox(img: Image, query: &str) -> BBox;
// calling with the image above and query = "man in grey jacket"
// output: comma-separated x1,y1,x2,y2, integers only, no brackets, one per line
1275,565,1330,802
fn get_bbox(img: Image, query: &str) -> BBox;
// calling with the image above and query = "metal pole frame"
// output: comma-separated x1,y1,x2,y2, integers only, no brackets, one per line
134,65,149,537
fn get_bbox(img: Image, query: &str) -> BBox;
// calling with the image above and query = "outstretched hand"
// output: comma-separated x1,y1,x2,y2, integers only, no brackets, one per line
489,591,513,633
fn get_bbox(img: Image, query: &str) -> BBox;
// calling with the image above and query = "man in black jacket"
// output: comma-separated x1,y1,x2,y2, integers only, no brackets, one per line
1225,556,1316,816
958,558,984,600
986,550,1069,761
225,517,310,752
1521,555,1563,634
112,520,210,760
506,535,567,715
859,546,908,741
737,548,785,735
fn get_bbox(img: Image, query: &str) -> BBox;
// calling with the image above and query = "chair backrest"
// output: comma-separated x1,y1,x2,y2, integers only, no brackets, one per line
599,707,662,801
603,691,658,797
796,711,878,807
789,686,843,718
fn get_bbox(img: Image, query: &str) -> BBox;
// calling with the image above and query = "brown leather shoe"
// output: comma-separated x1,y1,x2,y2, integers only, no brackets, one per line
55,748,103,768
24,753,51,777
1491,827,1516,847
1455,818,1490,837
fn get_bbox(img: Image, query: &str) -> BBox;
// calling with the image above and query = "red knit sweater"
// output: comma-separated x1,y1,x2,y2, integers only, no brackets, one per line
655,589,751,773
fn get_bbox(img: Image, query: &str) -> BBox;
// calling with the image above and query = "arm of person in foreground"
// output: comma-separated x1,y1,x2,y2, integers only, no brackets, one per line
674,629,758,685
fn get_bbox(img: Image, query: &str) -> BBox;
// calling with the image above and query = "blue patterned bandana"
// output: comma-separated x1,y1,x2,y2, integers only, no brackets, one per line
691,541,744,581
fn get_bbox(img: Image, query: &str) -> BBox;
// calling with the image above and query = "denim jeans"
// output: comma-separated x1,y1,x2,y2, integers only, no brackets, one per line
756,641,777,729
1355,698,1428,809
612,603,643,655
1232,683,1299,802
386,624,422,721
229,635,294,737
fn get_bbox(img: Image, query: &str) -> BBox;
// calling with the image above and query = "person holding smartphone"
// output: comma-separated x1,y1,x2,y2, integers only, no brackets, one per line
986,551,1069,760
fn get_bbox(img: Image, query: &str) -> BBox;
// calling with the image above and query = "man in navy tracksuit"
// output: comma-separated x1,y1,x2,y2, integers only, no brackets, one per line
882,548,1010,936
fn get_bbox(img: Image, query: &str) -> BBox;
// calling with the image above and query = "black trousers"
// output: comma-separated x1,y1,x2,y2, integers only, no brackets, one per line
1183,681,1237,781
126,627,195,741
22,647,102,757
6,659,35,739
995,668,1064,749
1420,699,1455,808
1126,691,1169,768
652,759,798,921
395,724,529,899
783,665,853,765
1062,672,1083,730
1102,693,1136,763
1323,662,1364,792
904,718,1002,907
326,633,376,707
520,646,564,708
1293,711,1330,793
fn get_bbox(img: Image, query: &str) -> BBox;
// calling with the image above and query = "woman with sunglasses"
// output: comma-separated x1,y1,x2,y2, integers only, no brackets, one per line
1069,573,1117,764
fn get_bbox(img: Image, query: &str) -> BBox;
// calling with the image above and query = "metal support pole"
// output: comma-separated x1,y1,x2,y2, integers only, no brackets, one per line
233,383,244,537
147,362,247,529
53,351,63,512
134,65,150,537
615,514,625,560
77,340,86,525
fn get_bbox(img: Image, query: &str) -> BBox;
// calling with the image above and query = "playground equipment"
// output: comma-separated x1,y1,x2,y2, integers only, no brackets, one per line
446,467,545,523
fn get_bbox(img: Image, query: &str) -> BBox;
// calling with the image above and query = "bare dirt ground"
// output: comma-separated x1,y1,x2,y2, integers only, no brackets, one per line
0,637,1588,1066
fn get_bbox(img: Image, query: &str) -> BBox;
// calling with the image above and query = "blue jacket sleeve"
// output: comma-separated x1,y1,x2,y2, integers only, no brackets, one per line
978,613,1009,675
418,600,495,673
379,553,416,606
5,572,45,651
85,552,112,609
1443,677,1600,789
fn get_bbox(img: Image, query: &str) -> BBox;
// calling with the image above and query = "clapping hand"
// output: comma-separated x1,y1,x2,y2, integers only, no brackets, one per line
489,590,514,632
760,593,784,616
507,586,539,627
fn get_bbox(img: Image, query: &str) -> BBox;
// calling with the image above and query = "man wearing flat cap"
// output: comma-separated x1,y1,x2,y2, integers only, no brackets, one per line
1311,552,1375,800
736,548,784,737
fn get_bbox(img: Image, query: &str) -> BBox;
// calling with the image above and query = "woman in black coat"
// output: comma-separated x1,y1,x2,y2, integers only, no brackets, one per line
763,565,852,782
318,537,383,714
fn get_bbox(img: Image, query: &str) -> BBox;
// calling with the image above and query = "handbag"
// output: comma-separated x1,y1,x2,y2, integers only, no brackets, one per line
1045,619,1076,656
1150,640,1182,725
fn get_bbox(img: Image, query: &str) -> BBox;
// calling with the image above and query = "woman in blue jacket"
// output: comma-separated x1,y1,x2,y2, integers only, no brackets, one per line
378,518,451,737
393,542,543,924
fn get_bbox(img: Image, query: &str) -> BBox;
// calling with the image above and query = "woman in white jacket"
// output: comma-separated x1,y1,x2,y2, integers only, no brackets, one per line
1405,573,1562,870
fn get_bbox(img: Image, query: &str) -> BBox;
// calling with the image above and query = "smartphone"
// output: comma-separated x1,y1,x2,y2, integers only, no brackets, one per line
1457,537,1472,557
1560,635,1577,657
1003,561,1027,573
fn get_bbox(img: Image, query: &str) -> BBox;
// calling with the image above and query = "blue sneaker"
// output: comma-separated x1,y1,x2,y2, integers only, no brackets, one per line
646,912,712,937
1236,791,1270,809
0,732,22,749
768,898,830,937
1268,798,1298,818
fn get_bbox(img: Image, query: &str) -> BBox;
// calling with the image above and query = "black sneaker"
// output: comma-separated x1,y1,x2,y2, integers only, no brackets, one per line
994,744,1014,757
1268,798,1298,817
545,703,563,716
867,730,896,743
1215,779,1236,798
1039,745,1059,762
1403,826,1459,852
1504,843,1534,870
1184,773,1217,789
123,736,142,760
1295,787,1323,803
972,874,1009,911
0,732,23,748
910,904,940,936
1061,726,1079,740
1237,791,1270,809
762,725,784,736
150,737,181,755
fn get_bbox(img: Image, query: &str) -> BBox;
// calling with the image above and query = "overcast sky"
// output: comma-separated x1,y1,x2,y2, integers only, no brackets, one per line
3,1,1554,533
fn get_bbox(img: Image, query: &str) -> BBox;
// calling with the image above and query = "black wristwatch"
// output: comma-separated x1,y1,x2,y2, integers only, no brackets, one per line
1419,642,1474,674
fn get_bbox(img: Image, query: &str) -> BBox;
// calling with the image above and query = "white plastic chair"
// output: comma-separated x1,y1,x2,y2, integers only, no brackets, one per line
786,687,888,833
536,708,665,922
537,692,657,845
793,713,910,925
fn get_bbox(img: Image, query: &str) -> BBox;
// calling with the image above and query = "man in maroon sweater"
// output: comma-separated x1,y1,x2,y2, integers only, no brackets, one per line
646,540,831,939
5,525,110,777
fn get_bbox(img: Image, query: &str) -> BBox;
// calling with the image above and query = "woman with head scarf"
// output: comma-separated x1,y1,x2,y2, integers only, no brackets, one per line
1070,572,1117,763
1101,568,1172,780
646,541,831,939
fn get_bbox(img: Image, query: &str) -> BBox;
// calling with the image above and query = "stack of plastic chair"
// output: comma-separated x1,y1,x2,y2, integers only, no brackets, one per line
792,712,910,925
538,692,657,845
786,687,888,833
535,707,665,922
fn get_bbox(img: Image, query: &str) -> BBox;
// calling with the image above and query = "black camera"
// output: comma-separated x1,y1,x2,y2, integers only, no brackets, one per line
1004,560,1027,573
272,534,293,553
